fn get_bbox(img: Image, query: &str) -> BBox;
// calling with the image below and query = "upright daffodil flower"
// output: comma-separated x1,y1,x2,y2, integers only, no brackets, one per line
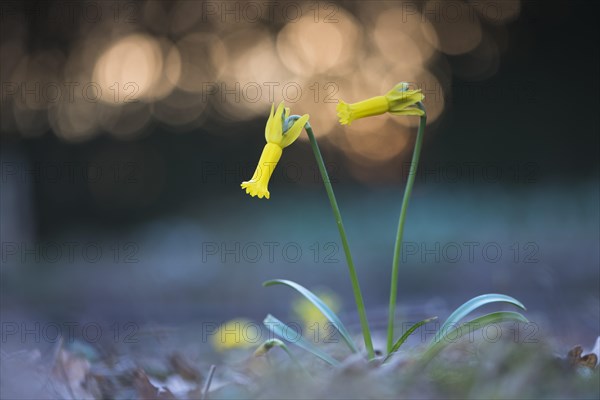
241,102,309,199
336,82,425,125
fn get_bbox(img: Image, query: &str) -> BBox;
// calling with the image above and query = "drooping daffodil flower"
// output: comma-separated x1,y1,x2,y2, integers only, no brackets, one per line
336,82,425,125
241,102,309,199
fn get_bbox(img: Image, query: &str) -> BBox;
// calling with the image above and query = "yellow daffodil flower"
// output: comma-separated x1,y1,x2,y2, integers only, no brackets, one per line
241,102,309,199
292,291,340,333
336,82,425,125
211,318,256,352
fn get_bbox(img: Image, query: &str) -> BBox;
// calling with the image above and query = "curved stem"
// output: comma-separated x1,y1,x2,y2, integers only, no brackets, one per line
386,105,427,353
304,124,375,360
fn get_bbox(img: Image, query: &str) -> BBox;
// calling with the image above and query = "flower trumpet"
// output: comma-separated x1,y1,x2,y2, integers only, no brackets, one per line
336,82,425,125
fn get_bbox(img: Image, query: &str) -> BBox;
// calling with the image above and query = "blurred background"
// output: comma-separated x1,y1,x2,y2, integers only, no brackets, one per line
1,0,598,363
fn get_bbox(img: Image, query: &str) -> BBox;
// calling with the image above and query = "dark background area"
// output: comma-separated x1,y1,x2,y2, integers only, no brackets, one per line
2,1,598,223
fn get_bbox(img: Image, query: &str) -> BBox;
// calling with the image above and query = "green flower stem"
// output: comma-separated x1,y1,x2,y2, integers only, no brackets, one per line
305,124,375,360
386,104,427,353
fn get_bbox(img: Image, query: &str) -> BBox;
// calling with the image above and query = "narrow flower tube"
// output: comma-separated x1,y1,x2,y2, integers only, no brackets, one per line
336,82,425,125
337,96,389,125
241,102,309,199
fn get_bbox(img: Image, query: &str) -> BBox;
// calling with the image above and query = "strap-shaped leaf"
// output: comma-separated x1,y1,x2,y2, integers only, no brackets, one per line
263,279,358,353
424,311,529,363
434,294,526,343
263,314,340,366
384,316,437,363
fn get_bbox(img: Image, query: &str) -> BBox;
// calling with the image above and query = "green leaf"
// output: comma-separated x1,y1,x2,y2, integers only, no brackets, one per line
434,294,526,343
263,314,340,366
384,316,437,363
423,311,529,363
263,279,358,353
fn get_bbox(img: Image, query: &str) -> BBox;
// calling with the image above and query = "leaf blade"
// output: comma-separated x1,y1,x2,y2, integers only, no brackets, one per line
263,314,340,366
384,316,437,363
263,279,358,353
424,311,529,363
435,294,526,343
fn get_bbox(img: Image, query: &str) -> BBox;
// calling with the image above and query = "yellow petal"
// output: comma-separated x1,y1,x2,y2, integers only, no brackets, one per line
386,87,424,115
265,101,285,144
387,90,424,105
385,82,410,96
264,103,275,142
280,114,309,148
389,106,425,117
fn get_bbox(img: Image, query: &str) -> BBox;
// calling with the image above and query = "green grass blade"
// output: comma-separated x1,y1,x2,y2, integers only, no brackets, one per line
263,314,340,366
263,279,358,353
384,316,437,363
435,294,526,343
423,311,529,363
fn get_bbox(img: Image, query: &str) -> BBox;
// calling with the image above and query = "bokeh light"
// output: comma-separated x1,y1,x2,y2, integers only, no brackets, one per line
276,11,362,77
422,0,483,55
92,34,164,103
1,0,526,180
